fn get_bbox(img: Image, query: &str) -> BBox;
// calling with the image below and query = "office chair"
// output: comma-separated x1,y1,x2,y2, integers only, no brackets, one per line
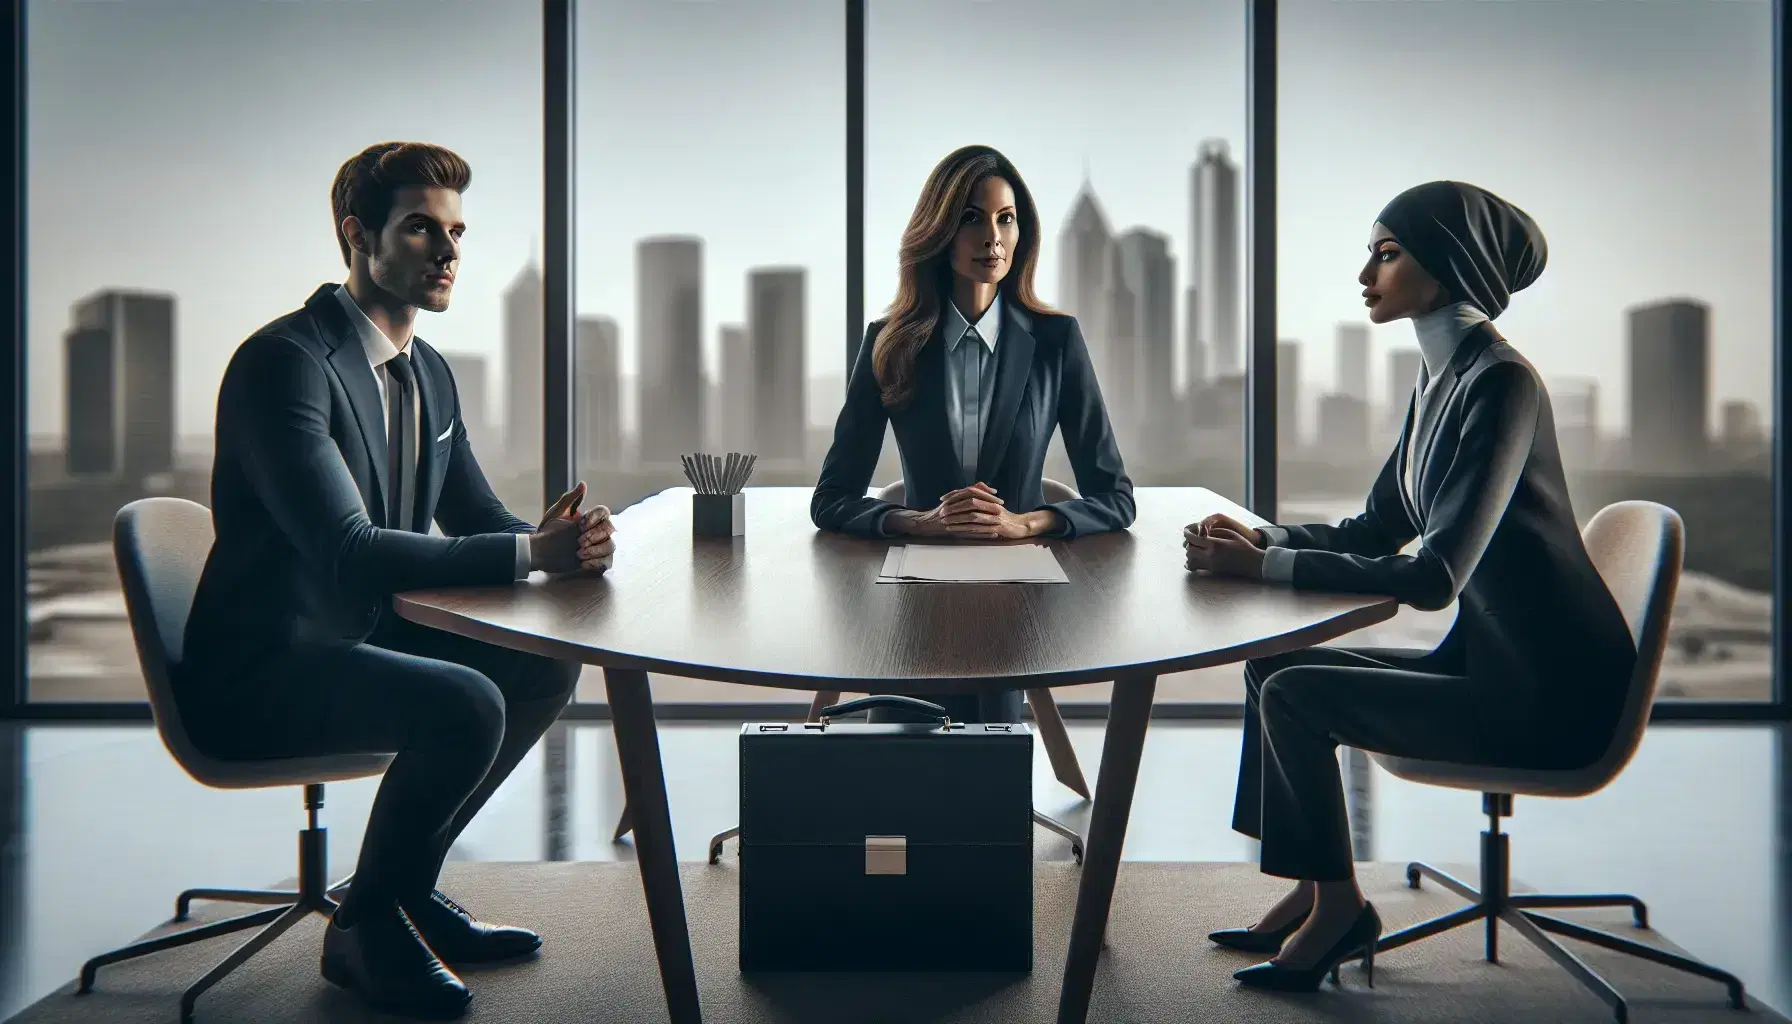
1370,501,1746,1022
78,498,392,1024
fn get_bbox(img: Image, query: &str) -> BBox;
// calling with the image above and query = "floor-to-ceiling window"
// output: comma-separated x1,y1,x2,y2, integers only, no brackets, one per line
570,0,846,706
21,0,544,703
8,0,1784,718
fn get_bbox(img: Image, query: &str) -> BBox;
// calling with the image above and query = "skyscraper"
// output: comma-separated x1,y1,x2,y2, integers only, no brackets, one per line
65,289,175,479
1721,399,1764,449
1316,393,1371,461
637,236,703,463
718,324,751,452
1192,138,1241,377
1183,284,1206,391
441,353,494,459
503,263,543,472
1057,183,1115,386
1549,376,1599,471
576,317,622,467
1627,299,1709,473
1190,373,1246,461
1277,339,1301,453
748,267,806,461
1336,322,1370,402
1113,229,1175,468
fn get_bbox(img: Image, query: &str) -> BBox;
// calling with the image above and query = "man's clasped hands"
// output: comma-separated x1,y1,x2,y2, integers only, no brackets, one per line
531,481,617,576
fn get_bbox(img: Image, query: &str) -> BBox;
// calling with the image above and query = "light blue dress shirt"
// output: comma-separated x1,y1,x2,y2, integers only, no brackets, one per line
942,292,1004,483
873,294,1003,538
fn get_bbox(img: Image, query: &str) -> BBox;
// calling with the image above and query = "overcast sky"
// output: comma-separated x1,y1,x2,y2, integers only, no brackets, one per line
26,0,1773,440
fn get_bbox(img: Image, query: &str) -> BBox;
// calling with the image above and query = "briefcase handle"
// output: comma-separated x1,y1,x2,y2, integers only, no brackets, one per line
818,695,951,728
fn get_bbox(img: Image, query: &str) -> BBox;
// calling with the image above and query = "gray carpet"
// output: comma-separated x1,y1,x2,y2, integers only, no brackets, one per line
12,861,1778,1024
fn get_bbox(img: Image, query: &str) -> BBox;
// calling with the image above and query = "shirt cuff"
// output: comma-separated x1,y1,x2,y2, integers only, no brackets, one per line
1261,546,1297,584
514,533,532,579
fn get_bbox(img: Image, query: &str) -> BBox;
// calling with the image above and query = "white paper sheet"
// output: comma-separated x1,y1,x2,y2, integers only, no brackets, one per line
874,543,1068,584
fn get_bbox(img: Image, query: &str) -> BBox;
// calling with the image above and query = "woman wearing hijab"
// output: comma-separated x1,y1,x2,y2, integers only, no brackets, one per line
812,144,1134,724
1184,181,1637,992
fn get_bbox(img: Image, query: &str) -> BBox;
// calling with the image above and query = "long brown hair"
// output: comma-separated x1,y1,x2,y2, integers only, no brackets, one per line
873,145,1053,410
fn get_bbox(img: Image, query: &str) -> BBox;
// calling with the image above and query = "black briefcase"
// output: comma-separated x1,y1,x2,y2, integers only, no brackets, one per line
738,696,1033,972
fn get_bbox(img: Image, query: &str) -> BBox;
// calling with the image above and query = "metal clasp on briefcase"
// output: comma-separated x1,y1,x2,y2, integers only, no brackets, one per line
865,835,906,875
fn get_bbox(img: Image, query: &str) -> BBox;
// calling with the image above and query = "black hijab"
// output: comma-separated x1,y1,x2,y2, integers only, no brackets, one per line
1374,181,1547,320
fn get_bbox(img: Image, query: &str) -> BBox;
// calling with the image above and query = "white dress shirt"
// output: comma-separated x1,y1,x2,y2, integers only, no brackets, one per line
1257,300,1488,584
873,293,1003,538
333,285,532,578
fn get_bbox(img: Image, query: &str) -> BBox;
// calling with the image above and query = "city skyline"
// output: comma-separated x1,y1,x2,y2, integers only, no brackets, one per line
47,263,1766,482
22,0,1775,445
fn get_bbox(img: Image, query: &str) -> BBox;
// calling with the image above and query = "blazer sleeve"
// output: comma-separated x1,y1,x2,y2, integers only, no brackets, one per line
1269,440,1416,557
1044,316,1136,539
810,323,903,536
1284,360,1540,611
432,358,533,538
225,334,520,594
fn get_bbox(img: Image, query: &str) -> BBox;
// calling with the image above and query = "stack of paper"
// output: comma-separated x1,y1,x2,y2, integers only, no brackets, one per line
875,543,1068,584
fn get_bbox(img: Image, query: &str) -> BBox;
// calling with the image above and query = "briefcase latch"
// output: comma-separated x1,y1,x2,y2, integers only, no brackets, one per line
865,835,907,876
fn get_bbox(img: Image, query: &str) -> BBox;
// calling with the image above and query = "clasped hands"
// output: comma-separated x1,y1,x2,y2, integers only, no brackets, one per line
888,482,1060,540
531,481,617,575
1183,513,1267,579
529,484,1268,575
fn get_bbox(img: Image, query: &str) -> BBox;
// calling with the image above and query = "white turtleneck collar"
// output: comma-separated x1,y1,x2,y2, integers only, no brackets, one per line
1412,301,1490,377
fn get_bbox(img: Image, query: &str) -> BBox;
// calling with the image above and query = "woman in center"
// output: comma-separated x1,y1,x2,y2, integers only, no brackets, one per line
812,144,1135,724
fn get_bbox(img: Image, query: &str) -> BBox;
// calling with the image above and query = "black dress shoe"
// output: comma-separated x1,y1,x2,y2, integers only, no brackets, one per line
404,890,543,965
321,907,471,1020
1234,902,1381,993
1208,909,1310,953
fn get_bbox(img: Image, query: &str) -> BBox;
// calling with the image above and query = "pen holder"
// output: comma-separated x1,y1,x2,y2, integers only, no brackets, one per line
693,492,746,537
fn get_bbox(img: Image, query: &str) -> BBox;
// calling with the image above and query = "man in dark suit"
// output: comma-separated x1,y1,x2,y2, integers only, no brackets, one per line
177,142,616,1019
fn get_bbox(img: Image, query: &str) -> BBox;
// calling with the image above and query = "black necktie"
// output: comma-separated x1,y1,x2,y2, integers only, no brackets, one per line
386,353,416,531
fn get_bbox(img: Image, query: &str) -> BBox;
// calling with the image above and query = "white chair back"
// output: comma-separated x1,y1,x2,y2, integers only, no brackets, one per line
113,497,220,781
1573,500,1684,787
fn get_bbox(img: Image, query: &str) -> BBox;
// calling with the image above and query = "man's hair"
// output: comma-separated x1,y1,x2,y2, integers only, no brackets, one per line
330,142,472,268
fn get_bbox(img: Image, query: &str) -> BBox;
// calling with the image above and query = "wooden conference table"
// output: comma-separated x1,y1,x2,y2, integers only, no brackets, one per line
393,485,1397,1024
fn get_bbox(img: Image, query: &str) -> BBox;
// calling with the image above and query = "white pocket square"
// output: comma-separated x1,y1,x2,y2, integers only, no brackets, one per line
435,421,454,442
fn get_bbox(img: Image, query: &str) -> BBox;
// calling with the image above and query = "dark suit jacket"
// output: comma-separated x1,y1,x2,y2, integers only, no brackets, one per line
1270,321,1636,765
179,284,533,690
811,304,1135,539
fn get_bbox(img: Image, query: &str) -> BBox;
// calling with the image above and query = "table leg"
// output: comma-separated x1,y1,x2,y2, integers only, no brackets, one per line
1027,688,1091,800
1056,673,1156,1024
604,667,701,1023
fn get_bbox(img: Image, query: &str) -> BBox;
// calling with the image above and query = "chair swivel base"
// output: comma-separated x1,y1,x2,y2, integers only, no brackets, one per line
1375,795,1745,1024
76,785,352,1024
704,809,1085,865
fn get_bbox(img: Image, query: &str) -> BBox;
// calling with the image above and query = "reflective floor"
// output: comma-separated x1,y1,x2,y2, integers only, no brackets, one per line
0,720,1786,1021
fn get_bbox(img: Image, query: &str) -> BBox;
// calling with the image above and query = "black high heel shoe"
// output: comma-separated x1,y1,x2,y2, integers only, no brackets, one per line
1233,902,1381,993
1207,909,1310,954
